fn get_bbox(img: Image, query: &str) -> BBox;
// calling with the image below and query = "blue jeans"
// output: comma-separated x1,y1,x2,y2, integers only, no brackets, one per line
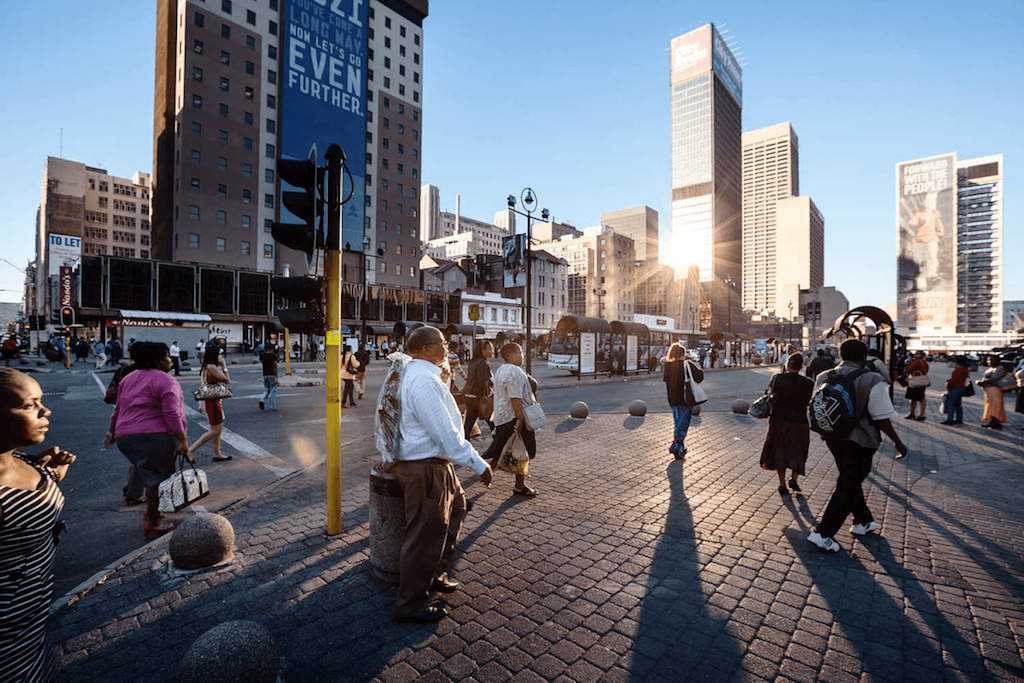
261,375,278,410
943,386,966,422
671,405,694,453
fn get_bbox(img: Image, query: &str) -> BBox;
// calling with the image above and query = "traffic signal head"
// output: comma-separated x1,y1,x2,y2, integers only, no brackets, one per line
271,147,322,267
271,275,325,336
59,306,75,327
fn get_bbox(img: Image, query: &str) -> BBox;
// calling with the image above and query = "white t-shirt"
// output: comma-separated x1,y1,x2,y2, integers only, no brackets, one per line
491,363,534,427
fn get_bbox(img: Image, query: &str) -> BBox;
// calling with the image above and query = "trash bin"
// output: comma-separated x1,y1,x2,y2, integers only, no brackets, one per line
368,467,405,586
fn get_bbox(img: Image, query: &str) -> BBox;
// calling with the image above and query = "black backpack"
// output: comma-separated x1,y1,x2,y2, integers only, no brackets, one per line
808,368,871,439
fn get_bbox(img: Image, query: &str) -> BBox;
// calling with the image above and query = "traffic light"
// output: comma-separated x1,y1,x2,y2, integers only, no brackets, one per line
59,306,75,327
271,146,322,268
271,275,325,336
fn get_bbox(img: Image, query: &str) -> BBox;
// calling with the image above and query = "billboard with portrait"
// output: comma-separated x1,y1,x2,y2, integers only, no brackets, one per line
503,234,526,288
282,0,367,256
670,26,711,86
896,153,957,333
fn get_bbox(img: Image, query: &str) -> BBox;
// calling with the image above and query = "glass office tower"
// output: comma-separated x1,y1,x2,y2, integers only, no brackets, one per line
669,23,742,332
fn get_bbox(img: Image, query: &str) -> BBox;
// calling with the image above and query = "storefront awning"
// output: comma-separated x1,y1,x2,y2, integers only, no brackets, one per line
117,310,212,323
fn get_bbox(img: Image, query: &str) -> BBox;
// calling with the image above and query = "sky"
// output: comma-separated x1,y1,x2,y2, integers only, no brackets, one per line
1,0,1021,314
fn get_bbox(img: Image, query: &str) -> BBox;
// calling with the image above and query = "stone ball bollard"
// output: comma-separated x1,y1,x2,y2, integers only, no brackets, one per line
369,467,406,586
36,359,48,366
628,400,647,417
169,513,235,570
570,401,589,419
692,404,702,416
179,620,279,683
732,399,750,414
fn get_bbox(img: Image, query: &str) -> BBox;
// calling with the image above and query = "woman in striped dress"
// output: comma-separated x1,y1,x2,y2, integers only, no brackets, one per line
0,368,76,683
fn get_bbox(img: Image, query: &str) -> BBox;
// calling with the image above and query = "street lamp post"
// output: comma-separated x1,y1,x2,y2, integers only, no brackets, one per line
506,189,550,375
593,288,606,319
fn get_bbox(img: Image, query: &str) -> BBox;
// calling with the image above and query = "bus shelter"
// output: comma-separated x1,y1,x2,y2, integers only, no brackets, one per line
548,315,613,375
609,320,652,374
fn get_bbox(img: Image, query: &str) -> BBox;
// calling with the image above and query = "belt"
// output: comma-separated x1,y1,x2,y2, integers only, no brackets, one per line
395,457,450,466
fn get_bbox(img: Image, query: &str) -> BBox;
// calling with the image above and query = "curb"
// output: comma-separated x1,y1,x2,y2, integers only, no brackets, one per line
50,435,377,615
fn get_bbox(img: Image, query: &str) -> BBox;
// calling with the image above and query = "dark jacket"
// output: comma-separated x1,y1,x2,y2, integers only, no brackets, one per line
463,357,493,398
769,372,813,423
663,358,704,407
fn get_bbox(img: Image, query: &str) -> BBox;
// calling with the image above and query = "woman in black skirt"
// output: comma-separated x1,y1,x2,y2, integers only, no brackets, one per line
760,353,814,495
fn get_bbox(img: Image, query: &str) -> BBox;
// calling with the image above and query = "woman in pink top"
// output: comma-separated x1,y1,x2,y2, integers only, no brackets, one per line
103,342,189,536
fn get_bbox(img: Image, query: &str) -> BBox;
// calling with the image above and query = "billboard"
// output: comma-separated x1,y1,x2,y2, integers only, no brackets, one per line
711,25,742,106
503,234,526,288
282,0,367,255
896,154,957,333
670,26,711,86
48,233,82,276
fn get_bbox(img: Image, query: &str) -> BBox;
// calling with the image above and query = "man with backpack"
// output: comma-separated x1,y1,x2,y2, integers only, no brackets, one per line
807,339,909,553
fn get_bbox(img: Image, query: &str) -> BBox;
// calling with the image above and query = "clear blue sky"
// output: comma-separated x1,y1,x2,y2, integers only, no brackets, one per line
2,0,1021,314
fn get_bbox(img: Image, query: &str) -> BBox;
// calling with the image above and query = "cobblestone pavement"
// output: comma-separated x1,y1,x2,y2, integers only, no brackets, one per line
51,393,1024,682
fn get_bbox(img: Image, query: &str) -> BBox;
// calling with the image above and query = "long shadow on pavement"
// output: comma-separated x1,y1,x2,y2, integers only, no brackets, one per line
628,459,740,681
791,529,1009,681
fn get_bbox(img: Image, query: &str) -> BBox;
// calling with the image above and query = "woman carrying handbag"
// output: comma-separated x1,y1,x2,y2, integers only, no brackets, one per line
662,342,705,459
188,344,232,461
759,354,813,495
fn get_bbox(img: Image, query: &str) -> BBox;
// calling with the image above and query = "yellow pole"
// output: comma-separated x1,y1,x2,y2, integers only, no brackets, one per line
325,249,342,534
284,328,292,375
324,145,345,536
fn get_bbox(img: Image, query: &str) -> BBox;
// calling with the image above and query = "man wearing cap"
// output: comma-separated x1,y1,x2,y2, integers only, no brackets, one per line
389,325,492,623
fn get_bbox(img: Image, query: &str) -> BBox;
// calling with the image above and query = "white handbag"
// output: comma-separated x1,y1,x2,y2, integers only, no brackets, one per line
522,397,547,430
684,361,708,405
158,456,210,513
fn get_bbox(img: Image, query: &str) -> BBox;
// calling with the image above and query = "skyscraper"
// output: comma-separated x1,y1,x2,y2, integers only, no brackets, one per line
956,155,1003,332
669,23,742,332
741,122,824,315
152,0,428,287
601,205,658,263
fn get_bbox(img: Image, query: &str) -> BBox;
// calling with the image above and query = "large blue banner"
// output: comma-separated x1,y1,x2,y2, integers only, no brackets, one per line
282,0,367,255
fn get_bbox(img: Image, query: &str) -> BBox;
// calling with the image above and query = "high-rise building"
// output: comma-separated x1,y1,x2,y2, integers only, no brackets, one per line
896,152,1003,335
538,227,635,321
152,0,428,287
956,155,1003,333
741,122,824,319
420,184,442,240
669,23,742,332
601,206,658,263
34,157,152,323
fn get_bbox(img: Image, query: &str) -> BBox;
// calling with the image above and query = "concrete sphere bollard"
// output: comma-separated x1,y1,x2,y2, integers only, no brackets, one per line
169,514,235,570
179,620,279,683
732,398,750,415
570,401,589,419
628,400,647,417
36,359,48,366
692,404,702,417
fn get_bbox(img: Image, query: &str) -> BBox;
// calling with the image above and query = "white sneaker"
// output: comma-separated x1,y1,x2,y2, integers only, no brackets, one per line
808,530,841,553
851,521,877,536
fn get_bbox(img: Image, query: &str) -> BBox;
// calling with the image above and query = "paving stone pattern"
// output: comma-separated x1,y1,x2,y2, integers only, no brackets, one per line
51,397,1024,682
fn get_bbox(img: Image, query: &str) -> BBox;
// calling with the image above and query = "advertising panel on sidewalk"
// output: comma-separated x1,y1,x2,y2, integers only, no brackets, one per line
282,0,367,255
626,334,638,372
896,153,957,333
579,332,596,374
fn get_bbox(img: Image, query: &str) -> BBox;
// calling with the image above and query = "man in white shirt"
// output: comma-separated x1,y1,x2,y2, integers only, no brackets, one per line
390,325,492,623
808,339,908,553
169,341,181,376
